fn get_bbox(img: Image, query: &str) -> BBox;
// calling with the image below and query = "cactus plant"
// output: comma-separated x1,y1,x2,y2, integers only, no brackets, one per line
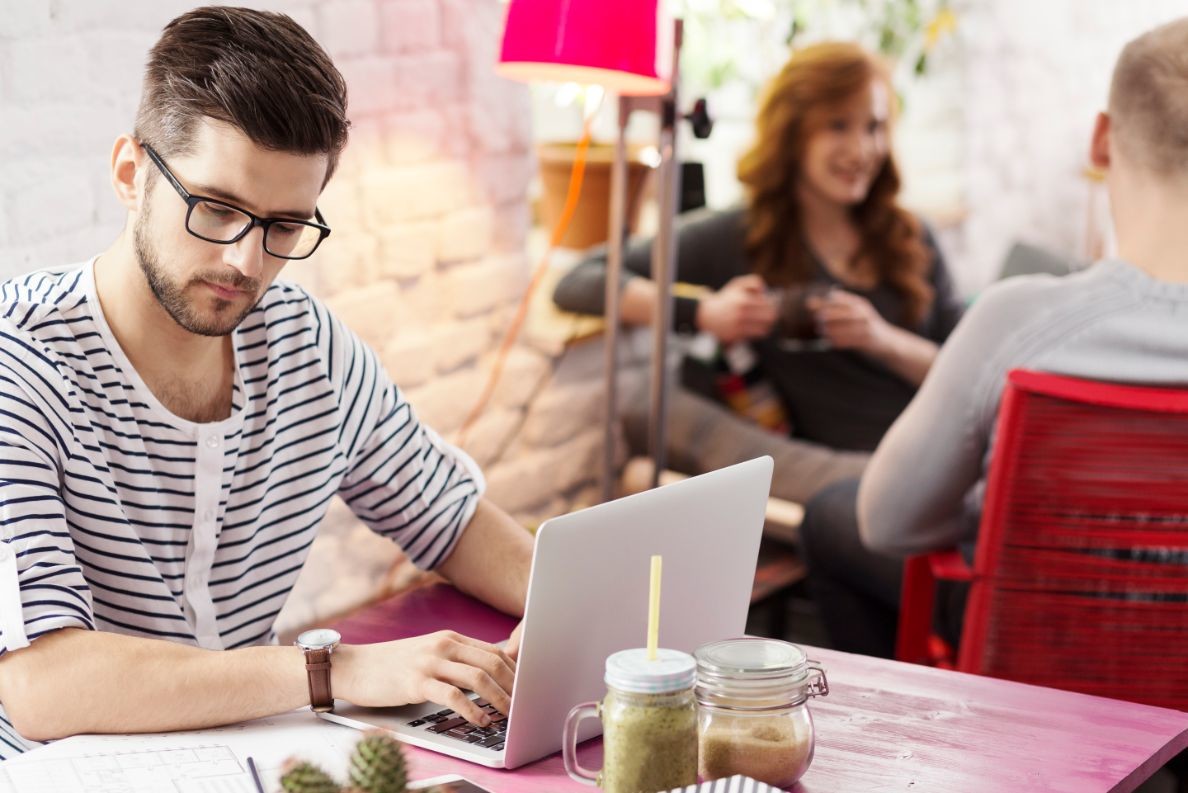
348,730,409,793
280,759,342,793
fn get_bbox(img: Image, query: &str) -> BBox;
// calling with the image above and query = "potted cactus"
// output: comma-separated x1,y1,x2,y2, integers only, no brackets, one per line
280,730,409,793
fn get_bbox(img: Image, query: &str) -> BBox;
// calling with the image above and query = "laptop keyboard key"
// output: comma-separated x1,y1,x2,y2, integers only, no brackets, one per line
407,719,425,727
478,735,505,748
428,717,469,734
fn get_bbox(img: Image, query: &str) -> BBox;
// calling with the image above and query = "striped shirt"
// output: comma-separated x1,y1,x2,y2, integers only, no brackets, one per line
0,259,484,759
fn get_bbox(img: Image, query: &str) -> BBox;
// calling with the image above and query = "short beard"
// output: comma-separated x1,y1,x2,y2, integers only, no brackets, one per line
133,195,261,338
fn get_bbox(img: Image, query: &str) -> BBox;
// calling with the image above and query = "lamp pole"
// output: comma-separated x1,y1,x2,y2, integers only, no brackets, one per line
601,102,630,502
602,20,684,497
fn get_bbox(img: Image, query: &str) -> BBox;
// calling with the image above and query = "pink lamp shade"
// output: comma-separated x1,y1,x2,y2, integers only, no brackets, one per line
496,0,672,96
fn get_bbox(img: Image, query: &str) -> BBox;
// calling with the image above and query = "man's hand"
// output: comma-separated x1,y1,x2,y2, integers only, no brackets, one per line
810,289,892,354
334,631,516,726
505,620,524,661
695,274,777,345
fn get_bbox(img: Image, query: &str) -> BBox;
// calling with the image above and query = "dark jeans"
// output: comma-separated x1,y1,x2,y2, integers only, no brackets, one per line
799,479,904,657
799,478,970,658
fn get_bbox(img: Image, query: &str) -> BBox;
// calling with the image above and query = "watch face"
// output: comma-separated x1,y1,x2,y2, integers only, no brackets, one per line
296,628,341,651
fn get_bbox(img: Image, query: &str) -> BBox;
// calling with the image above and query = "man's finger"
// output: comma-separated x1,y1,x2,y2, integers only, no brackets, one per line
505,623,523,661
425,678,492,726
440,632,517,674
437,660,512,717
449,642,516,694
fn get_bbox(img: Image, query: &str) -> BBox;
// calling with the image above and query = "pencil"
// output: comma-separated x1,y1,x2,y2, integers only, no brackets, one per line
247,756,265,793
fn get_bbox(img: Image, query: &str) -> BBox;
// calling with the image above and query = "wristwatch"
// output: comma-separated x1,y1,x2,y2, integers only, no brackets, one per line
295,628,341,713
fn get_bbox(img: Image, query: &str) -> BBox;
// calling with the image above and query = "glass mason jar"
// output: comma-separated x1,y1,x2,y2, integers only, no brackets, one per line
695,638,829,788
563,648,698,793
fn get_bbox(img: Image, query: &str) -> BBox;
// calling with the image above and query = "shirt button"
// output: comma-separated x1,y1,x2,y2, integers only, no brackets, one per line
205,435,220,449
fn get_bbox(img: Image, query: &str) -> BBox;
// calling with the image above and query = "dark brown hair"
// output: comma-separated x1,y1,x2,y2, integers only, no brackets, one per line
737,42,934,325
134,6,350,179
1109,17,1188,178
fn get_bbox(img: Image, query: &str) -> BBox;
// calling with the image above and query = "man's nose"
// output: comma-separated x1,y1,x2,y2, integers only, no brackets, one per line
225,223,266,279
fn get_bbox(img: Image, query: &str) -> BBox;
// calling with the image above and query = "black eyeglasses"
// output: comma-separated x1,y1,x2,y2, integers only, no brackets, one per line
141,143,331,261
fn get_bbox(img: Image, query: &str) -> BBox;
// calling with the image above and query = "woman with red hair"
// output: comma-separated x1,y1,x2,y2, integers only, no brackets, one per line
554,41,963,508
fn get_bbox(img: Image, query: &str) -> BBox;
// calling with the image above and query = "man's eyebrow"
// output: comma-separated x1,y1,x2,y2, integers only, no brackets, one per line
191,182,315,220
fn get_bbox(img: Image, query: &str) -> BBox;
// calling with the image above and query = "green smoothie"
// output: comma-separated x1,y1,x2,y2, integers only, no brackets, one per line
600,688,698,793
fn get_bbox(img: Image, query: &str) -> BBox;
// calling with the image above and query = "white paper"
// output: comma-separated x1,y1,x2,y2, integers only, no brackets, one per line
0,710,361,793
3,745,254,793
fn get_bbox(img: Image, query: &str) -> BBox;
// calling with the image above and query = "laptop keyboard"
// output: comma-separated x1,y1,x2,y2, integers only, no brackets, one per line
406,698,507,751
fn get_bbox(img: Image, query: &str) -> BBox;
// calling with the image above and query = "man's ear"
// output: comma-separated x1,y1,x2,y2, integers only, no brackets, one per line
110,134,145,212
1089,112,1111,171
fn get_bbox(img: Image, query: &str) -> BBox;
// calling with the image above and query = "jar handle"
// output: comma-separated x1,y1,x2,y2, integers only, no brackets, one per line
562,700,602,786
805,660,830,698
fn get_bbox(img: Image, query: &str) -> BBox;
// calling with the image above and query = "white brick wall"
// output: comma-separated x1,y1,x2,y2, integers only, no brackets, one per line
0,0,612,635
951,0,1186,293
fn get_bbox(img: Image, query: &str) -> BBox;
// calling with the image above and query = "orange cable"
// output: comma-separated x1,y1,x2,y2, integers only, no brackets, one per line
457,116,595,445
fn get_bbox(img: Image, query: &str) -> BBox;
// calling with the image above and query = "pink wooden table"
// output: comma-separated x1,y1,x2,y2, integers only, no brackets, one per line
332,583,1188,793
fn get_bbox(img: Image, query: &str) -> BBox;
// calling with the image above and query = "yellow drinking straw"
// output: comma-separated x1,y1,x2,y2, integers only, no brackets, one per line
647,554,662,661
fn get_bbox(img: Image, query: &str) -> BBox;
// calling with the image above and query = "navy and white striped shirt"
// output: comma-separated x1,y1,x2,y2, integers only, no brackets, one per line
0,259,484,758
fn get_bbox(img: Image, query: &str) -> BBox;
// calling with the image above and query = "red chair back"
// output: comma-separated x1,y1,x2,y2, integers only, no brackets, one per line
958,370,1188,709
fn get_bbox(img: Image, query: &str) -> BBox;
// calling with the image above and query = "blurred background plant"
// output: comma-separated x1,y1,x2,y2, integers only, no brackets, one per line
672,0,960,103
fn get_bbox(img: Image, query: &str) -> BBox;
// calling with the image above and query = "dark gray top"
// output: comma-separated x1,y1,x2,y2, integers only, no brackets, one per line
553,208,965,451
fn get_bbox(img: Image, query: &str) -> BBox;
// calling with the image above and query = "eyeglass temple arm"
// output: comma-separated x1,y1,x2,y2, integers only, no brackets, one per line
140,143,193,203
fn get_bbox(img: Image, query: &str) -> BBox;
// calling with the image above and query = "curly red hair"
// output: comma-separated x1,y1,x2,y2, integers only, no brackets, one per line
737,42,934,325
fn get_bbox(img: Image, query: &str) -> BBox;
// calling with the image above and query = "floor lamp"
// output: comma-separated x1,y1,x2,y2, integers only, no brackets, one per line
497,0,684,500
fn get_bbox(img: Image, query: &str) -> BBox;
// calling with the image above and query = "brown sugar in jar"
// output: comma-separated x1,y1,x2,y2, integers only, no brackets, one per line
694,638,829,788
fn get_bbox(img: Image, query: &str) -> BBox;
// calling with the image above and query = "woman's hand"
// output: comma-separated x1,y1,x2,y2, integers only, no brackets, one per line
695,274,777,345
810,289,892,354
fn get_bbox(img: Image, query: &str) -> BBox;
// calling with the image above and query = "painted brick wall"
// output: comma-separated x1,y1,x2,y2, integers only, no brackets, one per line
0,0,613,635
952,0,1186,292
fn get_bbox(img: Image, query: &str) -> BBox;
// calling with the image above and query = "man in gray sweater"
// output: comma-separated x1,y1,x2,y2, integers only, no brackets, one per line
800,16,1188,658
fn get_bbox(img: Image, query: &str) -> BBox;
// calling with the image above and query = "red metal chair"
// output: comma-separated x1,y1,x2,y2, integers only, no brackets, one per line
896,369,1188,710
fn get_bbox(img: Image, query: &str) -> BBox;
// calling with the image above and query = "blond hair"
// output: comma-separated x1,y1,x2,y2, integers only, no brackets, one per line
1108,17,1188,177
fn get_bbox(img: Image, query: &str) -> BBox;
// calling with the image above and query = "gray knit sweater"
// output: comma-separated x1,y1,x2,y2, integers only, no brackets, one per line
858,259,1188,556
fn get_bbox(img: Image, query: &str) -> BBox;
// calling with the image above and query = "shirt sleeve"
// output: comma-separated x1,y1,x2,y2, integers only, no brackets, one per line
552,208,751,334
0,352,95,657
315,303,485,571
856,278,1044,556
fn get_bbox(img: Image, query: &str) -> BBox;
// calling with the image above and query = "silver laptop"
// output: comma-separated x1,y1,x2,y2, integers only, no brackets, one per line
320,456,773,769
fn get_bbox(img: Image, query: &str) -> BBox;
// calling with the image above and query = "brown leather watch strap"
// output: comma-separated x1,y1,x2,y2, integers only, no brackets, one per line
304,647,334,712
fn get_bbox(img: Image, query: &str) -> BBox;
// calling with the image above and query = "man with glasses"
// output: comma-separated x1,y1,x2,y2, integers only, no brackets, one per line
0,7,531,758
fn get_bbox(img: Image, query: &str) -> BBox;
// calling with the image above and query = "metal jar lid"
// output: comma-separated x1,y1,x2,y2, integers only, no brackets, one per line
695,638,828,710
605,648,697,695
